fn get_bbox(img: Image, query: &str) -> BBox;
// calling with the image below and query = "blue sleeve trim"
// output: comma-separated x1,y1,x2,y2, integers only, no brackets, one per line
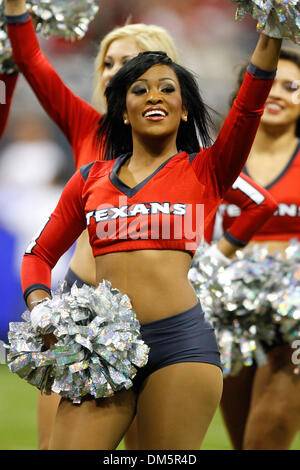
6,12,30,24
80,162,95,181
23,284,51,305
189,153,198,164
224,230,247,248
247,63,276,80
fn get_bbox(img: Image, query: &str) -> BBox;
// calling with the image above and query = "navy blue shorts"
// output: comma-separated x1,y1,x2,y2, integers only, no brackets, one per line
64,268,222,395
133,302,222,393
63,267,90,291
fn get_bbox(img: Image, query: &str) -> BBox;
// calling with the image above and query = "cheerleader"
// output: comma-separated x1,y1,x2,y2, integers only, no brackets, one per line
219,49,300,450
15,22,281,447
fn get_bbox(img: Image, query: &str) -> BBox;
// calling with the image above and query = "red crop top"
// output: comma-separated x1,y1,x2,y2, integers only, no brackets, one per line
21,68,275,302
220,142,300,242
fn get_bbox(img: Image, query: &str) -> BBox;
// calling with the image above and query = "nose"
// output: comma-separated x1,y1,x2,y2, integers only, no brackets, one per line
269,80,282,99
147,90,163,104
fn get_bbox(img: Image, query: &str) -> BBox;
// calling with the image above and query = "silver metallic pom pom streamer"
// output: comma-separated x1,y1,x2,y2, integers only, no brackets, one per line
231,0,300,44
0,0,99,73
7,280,149,404
189,239,300,376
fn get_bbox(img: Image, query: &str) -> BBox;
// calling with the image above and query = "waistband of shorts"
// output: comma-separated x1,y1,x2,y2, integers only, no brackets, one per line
140,301,203,331
64,267,91,288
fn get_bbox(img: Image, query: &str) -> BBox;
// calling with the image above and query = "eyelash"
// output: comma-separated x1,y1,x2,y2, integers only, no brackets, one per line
104,59,130,69
285,83,299,92
132,86,175,95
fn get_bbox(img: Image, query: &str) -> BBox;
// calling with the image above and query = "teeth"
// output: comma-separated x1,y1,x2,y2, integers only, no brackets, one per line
267,103,282,111
144,110,166,117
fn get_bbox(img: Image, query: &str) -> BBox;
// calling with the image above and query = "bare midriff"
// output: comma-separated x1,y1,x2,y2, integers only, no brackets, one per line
91,249,198,324
69,230,97,286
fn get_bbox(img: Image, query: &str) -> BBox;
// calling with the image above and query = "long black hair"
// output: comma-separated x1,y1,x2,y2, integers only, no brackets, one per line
96,51,215,160
229,48,300,137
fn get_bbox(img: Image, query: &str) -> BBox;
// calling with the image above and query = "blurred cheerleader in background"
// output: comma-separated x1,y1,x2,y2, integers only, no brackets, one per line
217,48,300,450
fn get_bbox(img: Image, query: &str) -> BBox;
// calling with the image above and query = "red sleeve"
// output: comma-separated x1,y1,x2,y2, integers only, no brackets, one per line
0,73,18,139
21,170,87,303
191,69,274,197
221,173,278,246
6,17,101,168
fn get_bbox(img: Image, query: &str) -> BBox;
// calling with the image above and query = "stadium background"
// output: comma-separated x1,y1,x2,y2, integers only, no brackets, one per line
0,0,299,449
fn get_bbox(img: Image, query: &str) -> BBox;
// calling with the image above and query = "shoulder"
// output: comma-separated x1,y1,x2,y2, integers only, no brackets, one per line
79,159,116,181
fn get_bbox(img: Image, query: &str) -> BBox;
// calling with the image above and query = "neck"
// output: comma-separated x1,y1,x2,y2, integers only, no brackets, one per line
130,134,179,167
251,122,298,156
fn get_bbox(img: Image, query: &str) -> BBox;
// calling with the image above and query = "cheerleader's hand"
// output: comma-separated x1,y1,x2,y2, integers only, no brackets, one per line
205,243,231,266
30,303,56,349
262,9,283,39
30,301,49,331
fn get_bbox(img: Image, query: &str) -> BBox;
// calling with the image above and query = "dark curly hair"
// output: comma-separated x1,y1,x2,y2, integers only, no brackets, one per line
229,48,300,136
96,51,215,160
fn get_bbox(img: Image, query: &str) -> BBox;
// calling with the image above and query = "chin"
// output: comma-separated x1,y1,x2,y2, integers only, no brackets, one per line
261,115,287,127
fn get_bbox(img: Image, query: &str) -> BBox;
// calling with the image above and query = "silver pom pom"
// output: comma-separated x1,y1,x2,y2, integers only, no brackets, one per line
7,280,149,403
0,0,99,74
231,0,300,44
189,239,300,376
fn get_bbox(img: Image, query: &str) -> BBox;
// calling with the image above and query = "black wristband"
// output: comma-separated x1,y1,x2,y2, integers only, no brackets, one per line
247,63,276,80
23,284,52,305
224,230,247,248
6,12,30,24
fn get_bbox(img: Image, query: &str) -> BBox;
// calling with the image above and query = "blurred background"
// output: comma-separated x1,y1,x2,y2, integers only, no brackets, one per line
0,0,299,450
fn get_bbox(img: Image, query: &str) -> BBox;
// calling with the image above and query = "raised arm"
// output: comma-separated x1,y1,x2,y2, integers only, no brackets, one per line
0,72,18,139
191,34,281,197
21,169,87,310
5,0,100,167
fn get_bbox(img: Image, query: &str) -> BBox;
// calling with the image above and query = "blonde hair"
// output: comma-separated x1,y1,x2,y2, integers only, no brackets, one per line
92,23,179,112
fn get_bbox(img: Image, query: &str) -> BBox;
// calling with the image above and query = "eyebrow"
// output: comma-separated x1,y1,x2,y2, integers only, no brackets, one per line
105,55,134,60
133,78,177,83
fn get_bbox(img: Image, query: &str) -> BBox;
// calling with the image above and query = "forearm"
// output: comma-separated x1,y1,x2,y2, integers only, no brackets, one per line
4,0,26,15
216,237,239,259
251,34,282,72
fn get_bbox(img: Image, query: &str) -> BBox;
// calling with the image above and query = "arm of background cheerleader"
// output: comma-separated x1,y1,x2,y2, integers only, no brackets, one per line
220,173,278,253
191,35,281,196
21,169,87,309
204,173,278,258
5,2,100,168
0,72,18,139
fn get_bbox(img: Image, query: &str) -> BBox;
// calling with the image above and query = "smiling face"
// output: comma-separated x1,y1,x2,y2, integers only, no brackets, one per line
100,38,143,95
262,59,300,130
123,64,187,144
